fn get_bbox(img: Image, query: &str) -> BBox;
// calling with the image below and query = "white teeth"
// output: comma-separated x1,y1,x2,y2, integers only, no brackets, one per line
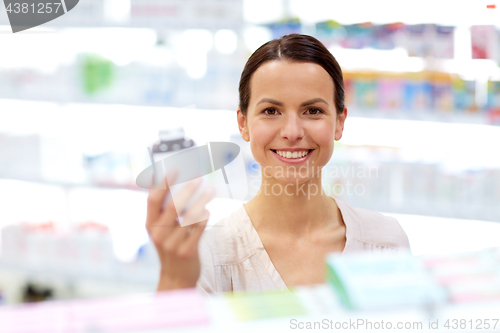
274,150,310,159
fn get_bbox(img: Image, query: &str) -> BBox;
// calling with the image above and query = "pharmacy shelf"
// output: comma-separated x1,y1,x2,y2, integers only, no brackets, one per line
0,259,157,287
333,48,500,80
255,0,500,27
1,100,500,225
1,281,500,333
348,108,494,126
0,261,156,305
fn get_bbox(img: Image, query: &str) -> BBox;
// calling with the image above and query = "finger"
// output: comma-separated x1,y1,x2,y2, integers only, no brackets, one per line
159,210,205,256
161,188,213,250
180,187,216,226
146,170,178,228
158,177,203,226
178,218,209,258
161,222,192,255
153,176,203,240
173,199,211,247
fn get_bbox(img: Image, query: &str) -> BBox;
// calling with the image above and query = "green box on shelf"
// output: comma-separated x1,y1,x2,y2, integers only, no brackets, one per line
325,251,447,311
225,288,307,321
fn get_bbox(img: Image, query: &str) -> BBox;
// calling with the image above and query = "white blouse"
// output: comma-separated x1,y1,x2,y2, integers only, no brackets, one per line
196,197,411,294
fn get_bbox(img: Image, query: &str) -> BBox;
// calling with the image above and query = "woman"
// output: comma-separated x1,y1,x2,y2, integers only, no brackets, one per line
146,34,411,294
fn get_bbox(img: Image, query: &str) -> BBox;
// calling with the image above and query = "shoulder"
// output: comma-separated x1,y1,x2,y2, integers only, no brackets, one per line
200,205,255,265
336,199,410,250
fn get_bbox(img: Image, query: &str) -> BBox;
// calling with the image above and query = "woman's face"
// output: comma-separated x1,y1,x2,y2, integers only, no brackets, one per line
237,60,346,185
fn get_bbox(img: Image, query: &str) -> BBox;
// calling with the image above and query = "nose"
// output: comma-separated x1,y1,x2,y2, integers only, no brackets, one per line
280,112,304,142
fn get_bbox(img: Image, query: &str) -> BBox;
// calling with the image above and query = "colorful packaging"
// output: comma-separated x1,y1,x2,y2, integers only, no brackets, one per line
452,76,478,113
403,72,433,112
315,20,346,48
405,24,435,57
431,72,453,112
471,25,498,60
497,28,500,65
377,72,404,111
326,251,447,310
370,22,405,50
421,249,500,304
487,108,500,125
267,18,302,40
353,72,378,109
487,80,500,109
342,71,355,108
433,25,455,59
340,22,374,49
81,53,116,95
225,289,307,321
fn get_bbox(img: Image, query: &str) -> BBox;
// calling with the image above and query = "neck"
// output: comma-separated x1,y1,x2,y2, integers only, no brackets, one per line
245,171,340,237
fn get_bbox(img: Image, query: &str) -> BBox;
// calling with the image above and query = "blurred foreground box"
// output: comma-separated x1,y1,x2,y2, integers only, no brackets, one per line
1,248,500,333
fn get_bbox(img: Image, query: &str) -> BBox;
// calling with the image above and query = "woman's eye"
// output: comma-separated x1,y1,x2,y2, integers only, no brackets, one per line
263,108,278,115
307,108,323,115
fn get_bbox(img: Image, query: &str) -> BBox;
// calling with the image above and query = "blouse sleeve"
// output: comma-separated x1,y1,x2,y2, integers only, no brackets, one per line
389,215,412,251
196,234,217,294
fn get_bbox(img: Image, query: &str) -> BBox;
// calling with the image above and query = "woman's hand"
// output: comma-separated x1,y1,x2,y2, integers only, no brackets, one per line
146,172,215,291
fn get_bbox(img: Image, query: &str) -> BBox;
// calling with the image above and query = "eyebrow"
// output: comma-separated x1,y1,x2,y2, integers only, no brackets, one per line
256,98,329,107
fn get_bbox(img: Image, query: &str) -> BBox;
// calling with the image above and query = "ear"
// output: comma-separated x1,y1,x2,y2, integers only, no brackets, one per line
237,108,250,142
334,108,347,141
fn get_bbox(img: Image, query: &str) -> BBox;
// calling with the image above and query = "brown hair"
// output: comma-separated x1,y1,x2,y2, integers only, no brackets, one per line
238,33,345,117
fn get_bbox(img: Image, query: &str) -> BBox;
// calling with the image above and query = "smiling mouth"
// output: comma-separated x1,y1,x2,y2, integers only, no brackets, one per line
270,149,314,158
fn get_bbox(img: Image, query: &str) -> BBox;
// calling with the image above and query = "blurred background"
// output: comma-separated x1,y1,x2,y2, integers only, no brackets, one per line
0,0,500,306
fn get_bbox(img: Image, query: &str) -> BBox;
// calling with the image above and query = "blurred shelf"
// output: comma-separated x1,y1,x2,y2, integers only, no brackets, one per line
1,276,500,332
0,258,158,287
1,99,499,226
0,0,245,31
266,0,500,27
348,108,494,126
333,47,500,78
0,177,146,192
